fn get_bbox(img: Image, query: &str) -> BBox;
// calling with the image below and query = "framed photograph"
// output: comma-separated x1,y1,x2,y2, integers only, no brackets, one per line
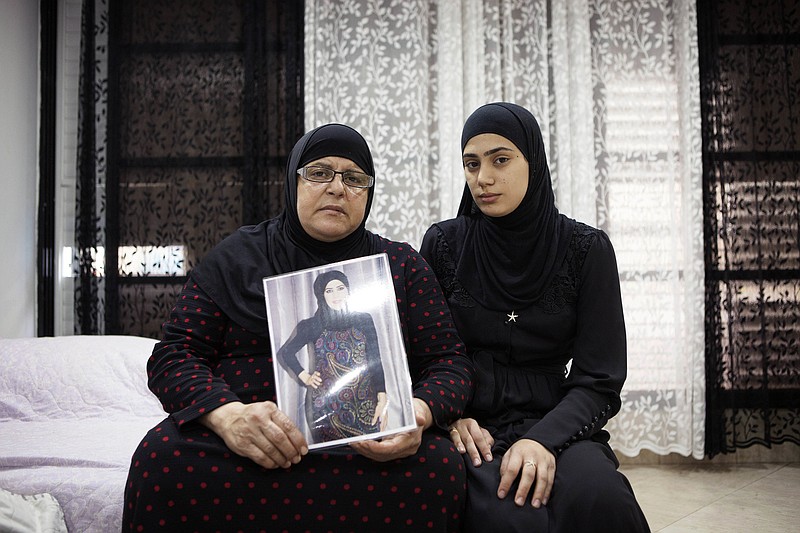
263,253,416,450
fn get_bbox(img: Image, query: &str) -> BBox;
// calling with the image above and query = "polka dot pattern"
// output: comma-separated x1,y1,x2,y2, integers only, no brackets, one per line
125,421,466,531
124,239,474,531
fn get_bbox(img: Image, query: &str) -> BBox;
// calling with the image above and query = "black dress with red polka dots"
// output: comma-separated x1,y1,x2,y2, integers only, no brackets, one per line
122,242,474,532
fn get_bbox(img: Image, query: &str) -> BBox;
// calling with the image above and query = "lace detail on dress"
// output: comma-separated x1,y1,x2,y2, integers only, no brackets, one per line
430,228,475,308
535,222,598,314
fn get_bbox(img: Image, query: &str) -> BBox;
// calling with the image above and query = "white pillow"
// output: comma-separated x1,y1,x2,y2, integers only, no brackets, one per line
0,488,67,533
0,335,164,421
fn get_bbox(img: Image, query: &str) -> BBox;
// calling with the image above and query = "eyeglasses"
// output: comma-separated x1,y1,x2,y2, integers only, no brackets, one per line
297,166,374,189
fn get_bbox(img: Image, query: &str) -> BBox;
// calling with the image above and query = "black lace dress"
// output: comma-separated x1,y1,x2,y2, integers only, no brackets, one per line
421,221,650,533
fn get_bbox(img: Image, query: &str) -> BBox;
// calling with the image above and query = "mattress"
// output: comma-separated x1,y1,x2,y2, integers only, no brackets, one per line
0,335,165,532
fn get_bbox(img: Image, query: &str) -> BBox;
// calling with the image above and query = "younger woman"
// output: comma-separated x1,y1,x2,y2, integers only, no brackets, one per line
421,102,649,532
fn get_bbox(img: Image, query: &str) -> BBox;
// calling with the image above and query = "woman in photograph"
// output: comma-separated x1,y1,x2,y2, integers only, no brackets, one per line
420,102,649,532
276,269,389,443
123,123,473,531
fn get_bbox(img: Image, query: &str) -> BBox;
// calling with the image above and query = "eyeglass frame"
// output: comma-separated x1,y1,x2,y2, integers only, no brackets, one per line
297,165,375,189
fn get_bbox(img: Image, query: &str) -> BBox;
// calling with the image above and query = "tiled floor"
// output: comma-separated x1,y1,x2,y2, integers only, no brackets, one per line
618,446,800,532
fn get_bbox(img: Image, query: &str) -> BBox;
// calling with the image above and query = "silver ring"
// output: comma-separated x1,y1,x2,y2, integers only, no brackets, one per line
449,427,459,433
524,460,536,468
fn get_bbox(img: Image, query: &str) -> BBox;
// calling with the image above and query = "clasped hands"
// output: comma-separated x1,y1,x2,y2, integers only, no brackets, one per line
447,418,555,508
200,398,432,469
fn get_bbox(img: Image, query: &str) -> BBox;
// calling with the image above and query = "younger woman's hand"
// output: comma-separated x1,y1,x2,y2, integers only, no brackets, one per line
497,438,555,509
448,418,494,466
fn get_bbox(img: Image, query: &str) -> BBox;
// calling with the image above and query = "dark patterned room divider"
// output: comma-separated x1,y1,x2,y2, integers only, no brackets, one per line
698,0,800,455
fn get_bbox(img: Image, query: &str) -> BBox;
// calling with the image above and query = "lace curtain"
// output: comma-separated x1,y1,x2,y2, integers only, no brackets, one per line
75,0,108,335
306,0,704,458
71,0,304,338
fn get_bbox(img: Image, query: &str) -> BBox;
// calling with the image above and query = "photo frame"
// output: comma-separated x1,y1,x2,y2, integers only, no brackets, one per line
263,253,416,450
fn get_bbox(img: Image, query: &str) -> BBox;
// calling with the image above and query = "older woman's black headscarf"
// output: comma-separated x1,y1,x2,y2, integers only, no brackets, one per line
192,124,382,335
454,102,575,310
281,124,377,260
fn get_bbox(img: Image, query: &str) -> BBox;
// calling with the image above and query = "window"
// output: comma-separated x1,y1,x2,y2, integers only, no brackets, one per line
73,0,304,338
699,0,800,455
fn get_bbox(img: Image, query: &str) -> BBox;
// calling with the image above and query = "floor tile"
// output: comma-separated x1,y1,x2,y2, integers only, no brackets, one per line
659,465,800,532
618,462,790,531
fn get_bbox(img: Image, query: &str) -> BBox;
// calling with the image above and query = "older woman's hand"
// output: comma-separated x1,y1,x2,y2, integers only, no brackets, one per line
350,398,432,462
200,401,308,469
447,417,494,466
497,438,555,509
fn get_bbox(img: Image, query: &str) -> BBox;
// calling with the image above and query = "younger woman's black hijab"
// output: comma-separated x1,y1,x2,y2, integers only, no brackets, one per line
192,124,382,336
455,102,575,311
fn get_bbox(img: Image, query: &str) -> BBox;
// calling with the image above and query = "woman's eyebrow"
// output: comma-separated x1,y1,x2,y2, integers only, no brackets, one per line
462,146,515,158
308,159,334,168
308,159,362,172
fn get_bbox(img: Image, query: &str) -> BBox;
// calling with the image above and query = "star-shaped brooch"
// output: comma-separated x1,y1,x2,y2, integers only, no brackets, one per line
506,311,518,323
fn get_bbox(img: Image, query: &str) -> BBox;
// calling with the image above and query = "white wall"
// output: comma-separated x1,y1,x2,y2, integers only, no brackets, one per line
0,0,40,338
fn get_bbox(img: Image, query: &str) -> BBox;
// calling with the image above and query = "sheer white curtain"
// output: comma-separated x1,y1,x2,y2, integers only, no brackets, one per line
305,0,704,458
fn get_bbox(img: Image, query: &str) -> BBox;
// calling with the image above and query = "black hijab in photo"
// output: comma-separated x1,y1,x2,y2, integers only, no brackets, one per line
454,102,575,311
192,124,383,336
312,270,352,329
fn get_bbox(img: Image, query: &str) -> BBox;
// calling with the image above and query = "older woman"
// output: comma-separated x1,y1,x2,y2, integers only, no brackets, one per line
123,124,474,531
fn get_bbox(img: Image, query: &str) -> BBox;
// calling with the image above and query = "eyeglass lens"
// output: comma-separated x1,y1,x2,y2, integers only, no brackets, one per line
301,166,373,188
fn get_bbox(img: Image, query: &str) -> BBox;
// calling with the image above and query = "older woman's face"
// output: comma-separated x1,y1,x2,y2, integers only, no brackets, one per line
297,156,370,242
323,279,349,310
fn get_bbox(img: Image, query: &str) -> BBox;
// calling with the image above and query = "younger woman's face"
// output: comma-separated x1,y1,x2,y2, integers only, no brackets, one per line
462,133,529,218
323,279,349,310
